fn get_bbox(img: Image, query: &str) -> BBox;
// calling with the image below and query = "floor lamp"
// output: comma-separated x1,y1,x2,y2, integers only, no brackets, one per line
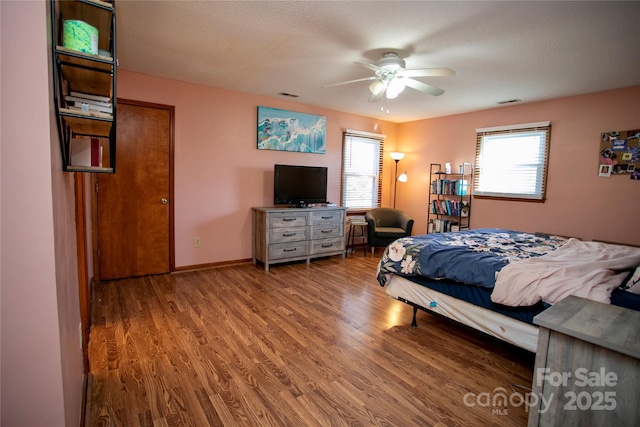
390,152,407,208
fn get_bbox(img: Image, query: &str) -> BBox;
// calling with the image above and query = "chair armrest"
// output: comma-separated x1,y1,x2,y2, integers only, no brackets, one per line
397,212,414,235
365,214,376,244
405,218,414,236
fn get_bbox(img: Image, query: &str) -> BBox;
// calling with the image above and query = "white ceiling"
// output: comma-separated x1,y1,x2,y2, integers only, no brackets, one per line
115,1,640,123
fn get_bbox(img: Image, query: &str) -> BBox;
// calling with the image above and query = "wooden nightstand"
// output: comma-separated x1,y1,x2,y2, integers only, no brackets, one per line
528,295,640,426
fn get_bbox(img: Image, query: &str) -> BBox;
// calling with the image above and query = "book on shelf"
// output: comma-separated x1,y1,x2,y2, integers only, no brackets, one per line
66,106,112,119
348,215,367,224
70,137,102,167
67,100,113,114
431,179,457,194
66,94,112,107
431,199,467,217
431,178,462,195
432,219,460,233
69,91,111,104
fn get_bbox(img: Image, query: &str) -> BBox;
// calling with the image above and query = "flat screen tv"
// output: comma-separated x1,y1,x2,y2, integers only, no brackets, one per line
274,164,328,207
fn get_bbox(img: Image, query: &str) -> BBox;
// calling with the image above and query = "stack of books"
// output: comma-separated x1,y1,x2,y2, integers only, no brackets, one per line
431,219,460,233
65,91,112,114
431,178,469,196
348,215,367,224
430,199,469,217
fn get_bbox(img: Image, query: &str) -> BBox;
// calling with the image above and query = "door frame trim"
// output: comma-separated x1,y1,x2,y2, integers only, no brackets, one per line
74,172,90,372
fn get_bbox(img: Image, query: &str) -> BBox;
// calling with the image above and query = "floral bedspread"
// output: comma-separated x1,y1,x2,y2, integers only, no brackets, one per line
376,228,568,288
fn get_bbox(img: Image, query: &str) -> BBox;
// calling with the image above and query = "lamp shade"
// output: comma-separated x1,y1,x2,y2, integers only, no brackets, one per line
369,80,386,96
390,152,405,161
397,171,408,182
386,78,406,99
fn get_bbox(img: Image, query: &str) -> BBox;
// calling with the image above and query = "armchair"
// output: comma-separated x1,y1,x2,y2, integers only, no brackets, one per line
365,208,414,254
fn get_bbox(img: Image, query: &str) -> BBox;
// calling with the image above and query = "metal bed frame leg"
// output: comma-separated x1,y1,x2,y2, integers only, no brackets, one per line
398,297,421,327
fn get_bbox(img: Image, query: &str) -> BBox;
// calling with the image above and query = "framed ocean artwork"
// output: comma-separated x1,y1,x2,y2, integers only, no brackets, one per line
257,106,326,153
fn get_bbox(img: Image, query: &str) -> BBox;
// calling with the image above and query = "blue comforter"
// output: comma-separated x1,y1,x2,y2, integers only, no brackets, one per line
376,228,568,288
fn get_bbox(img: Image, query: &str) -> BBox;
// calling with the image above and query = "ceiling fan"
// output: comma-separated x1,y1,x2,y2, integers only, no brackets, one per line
325,52,455,101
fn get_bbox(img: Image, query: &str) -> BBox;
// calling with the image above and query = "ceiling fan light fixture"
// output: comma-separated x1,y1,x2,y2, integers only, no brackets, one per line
385,89,400,100
386,77,406,99
326,51,454,104
369,80,386,96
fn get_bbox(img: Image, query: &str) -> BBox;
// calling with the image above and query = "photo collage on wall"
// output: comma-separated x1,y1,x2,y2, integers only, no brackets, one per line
599,129,640,180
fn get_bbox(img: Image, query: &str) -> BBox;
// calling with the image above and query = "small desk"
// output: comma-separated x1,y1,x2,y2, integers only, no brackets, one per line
346,218,367,256
528,295,640,426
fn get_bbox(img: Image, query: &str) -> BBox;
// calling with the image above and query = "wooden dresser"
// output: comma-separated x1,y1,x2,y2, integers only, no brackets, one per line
528,295,640,426
252,207,346,271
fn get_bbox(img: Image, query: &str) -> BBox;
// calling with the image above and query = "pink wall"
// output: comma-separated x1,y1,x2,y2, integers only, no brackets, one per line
1,3,635,424
1,1,84,426
399,86,640,245
117,70,400,267
119,71,640,266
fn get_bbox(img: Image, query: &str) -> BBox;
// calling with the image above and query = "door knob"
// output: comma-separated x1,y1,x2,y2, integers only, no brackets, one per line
161,198,168,204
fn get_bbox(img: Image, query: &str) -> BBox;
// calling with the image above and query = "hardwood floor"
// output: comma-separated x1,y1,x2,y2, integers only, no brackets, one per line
87,254,535,426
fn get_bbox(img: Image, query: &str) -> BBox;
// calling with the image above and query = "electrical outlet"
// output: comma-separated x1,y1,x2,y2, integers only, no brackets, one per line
194,237,201,248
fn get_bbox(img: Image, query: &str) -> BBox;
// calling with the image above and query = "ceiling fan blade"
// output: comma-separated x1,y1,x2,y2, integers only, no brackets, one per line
323,76,377,88
354,61,385,73
404,78,445,96
399,68,456,78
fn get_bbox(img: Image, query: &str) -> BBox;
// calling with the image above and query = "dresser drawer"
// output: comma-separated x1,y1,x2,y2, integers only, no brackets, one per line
269,226,308,244
310,238,343,255
310,225,343,240
269,212,307,228
253,206,346,271
309,209,343,226
269,241,309,260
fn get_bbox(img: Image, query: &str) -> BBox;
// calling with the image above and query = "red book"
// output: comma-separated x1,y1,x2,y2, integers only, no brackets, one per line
91,138,100,166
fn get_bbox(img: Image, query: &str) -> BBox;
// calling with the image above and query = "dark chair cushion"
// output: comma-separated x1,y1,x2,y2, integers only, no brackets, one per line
374,226,408,238
365,208,414,251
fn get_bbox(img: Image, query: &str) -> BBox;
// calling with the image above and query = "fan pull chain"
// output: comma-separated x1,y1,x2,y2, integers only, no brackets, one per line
381,94,390,115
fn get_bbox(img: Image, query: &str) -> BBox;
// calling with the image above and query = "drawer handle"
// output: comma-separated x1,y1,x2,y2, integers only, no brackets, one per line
321,230,332,234
321,216,333,219
321,244,333,248
283,248,297,252
283,218,297,222
282,233,296,237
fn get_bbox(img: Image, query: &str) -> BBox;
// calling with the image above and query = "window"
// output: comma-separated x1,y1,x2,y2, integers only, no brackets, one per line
341,130,385,209
474,122,551,201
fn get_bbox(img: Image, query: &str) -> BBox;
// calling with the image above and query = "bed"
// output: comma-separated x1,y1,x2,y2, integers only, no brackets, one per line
376,228,640,352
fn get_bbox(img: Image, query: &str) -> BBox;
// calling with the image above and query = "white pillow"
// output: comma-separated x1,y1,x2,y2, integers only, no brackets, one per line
620,266,640,294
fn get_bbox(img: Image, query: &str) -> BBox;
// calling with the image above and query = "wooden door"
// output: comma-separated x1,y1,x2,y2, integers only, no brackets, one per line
97,100,174,280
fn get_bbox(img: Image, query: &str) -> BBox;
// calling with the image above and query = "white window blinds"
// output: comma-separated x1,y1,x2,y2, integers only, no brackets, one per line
474,122,551,201
341,130,385,208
